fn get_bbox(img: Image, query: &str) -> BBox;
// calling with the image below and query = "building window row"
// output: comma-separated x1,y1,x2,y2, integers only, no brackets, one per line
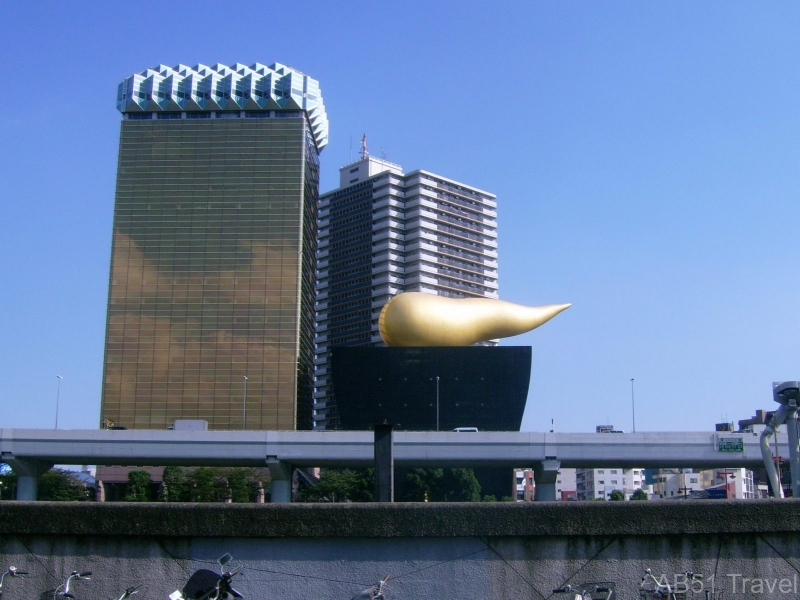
327,233,371,249
327,212,372,231
326,320,371,335
325,199,372,220
327,277,371,292
322,255,371,273
322,297,372,314
326,289,371,305
436,234,483,252
326,263,371,280
324,243,372,262
126,110,302,121
328,332,370,344
329,224,372,242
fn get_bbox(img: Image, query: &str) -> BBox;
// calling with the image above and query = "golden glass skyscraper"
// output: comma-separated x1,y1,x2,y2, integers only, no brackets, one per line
101,63,327,431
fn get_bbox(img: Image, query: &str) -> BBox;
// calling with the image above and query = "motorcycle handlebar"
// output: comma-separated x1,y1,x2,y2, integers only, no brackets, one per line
13,571,28,576
79,572,93,578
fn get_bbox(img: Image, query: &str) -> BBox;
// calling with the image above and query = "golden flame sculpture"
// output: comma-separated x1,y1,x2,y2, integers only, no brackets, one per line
378,292,571,347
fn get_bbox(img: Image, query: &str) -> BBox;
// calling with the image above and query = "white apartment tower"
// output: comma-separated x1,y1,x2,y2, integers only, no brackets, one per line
314,148,499,429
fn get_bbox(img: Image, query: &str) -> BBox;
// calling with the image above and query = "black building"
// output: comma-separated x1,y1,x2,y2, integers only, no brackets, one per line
332,346,531,431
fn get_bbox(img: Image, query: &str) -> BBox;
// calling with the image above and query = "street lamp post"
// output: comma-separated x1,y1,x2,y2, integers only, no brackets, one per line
436,376,440,432
55,375,63,429
630,378,636,433
242,376,248,430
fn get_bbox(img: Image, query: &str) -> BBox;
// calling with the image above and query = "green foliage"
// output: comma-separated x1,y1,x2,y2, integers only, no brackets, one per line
481,495,515,502
0,471,18,500
124,470,154,502
158,466,269,503
296,468,374,503
631,488,649,501
226,468,251,503
609,490,626,501
38,469,93,501
160,466,190,502
190,467,217,502
398,467,482,502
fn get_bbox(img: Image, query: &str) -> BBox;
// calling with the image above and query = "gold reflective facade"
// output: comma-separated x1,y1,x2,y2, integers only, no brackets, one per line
101,118,318,430
379,292,571,346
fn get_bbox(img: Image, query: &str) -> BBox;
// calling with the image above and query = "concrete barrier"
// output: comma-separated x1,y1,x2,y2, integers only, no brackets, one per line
2,501,800,599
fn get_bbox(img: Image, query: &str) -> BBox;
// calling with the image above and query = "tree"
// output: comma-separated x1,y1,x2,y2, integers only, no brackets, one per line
609,490,626,501
631,488,648,501
160,466,190,502
124,470,154,502
188,467,218,502
297,468,373,503
398,467,482,502
38,469,93,501
0,469,18,500
159,467,269,503
222,467,270,503
439,468,481,502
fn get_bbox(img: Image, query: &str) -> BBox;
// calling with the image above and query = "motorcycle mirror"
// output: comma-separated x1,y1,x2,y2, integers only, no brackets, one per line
218,554,233,568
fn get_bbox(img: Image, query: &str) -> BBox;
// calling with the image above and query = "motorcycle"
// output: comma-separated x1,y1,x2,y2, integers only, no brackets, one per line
0,566,28,599
553,581,616,600
170,554,243,600
351,575,390,600
54,571,92,599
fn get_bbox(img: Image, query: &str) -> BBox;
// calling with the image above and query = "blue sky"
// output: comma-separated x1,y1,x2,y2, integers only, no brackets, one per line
1,2,799,433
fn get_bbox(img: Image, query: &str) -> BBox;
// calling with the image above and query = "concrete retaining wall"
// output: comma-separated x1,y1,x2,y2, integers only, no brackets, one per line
2,501,800,599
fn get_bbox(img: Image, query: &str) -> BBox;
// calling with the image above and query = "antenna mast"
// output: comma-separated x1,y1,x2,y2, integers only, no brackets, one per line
360,134,369,160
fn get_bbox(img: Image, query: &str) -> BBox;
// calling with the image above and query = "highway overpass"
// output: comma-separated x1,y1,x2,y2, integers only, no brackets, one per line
0,428,782,501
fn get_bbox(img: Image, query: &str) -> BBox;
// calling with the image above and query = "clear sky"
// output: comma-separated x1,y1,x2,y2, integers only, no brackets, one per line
2,2,799,433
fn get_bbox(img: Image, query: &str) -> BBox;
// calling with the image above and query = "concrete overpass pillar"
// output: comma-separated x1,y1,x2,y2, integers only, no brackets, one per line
373,423,394,502
534,459,561,502
4,458,52,501
267,460,293,503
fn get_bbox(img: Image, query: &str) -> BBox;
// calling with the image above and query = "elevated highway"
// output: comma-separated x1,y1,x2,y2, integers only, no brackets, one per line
1,428,781,501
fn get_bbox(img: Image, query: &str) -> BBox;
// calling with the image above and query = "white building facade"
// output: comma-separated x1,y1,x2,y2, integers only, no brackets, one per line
314,152,498,429
555,468,577,500
700,468,757,499
576,467,645,500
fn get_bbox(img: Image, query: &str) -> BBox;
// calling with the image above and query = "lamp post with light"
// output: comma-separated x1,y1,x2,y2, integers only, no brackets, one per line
55,375,63,429
436,376,440,432
242,376,248,430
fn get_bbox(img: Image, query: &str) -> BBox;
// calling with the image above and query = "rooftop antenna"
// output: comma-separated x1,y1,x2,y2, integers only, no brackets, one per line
360,133,369,160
